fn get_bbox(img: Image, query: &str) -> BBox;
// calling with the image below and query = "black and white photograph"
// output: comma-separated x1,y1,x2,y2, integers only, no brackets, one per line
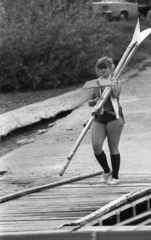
0,0,151,239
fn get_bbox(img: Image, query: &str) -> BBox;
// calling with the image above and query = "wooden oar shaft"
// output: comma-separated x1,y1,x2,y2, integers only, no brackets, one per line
114,44,133,77
59,115,95,176
59,86,112,176
115,44,139,80
114,18,140,78
60,45,135,176
60,45,136,176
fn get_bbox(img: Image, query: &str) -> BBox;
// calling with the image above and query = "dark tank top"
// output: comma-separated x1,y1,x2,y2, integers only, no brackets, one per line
93,88,119,112
104,97,114,111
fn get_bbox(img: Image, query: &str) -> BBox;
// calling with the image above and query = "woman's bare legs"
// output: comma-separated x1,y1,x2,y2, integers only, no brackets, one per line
91,121,106,155
106,117,124,154
106,117,124,180
91,122,111,174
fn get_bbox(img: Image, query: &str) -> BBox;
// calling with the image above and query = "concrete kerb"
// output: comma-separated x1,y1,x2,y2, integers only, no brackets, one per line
0,88,88,138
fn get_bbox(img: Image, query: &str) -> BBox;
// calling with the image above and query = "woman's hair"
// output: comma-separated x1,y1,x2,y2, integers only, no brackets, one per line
95,56,113,74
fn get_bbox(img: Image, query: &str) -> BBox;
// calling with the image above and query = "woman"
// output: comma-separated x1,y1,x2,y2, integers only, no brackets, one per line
88,56,124,185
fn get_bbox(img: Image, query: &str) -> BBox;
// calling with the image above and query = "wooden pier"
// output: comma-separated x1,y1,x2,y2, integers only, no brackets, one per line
0,171,151,235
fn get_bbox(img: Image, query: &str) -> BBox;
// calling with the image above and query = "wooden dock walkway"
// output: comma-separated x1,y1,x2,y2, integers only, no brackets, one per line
1,171,151,233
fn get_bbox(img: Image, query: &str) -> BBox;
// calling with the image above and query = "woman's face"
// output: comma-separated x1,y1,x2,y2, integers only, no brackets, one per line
97,67,112,78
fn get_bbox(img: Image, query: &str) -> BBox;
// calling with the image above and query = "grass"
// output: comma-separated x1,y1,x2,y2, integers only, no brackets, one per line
0,84,82,114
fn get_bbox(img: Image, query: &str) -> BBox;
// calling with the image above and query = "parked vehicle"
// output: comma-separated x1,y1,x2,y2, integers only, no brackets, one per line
92,0,139,20
137,0,151,17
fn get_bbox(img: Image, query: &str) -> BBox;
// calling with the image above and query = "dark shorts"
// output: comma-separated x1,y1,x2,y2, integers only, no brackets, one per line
94,106,125,125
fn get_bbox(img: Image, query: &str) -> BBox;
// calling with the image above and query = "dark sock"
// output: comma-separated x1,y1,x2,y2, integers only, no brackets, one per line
95,151,110,173
110,153,120,179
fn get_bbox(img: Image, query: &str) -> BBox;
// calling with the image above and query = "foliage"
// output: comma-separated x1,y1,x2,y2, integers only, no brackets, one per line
0,0,150,91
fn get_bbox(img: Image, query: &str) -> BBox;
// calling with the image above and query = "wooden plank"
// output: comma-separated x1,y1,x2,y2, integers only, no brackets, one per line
1,174,151,233
0,171,102,203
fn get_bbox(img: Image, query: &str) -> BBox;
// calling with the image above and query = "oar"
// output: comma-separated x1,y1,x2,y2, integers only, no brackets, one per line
59,23,151,176
114,18,140,78
115,27,151,79
59,86,112,176
94,28,151,121
82,19,140,90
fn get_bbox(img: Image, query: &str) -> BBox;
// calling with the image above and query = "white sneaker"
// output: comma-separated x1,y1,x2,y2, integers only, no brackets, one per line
107,177,120,185
100,170,112,183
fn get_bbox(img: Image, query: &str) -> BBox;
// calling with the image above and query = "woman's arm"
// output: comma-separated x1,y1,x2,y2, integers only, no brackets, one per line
88,88,100,107
111,81,122,98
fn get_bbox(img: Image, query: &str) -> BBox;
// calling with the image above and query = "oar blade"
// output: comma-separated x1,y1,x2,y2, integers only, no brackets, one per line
131,18,140,45
138,28,151,45
114,19,140,78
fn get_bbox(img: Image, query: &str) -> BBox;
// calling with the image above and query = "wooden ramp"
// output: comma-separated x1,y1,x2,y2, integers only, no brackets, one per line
0,172,151,234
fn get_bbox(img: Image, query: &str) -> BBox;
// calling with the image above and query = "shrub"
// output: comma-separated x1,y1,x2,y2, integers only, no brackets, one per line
0,0,150,91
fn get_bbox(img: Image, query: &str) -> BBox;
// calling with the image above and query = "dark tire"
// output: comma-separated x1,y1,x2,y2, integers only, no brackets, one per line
120,11,128,20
